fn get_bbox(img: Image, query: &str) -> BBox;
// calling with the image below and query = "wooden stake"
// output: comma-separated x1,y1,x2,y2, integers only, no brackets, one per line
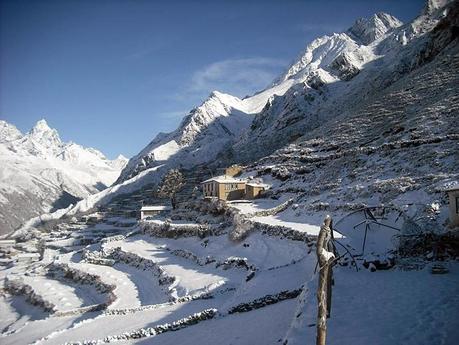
316,215,334,345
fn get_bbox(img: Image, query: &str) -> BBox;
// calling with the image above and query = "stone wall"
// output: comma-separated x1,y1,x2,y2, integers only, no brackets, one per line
140,220,217,239
4,277,56,312
48,263,116,307
245,198,293,218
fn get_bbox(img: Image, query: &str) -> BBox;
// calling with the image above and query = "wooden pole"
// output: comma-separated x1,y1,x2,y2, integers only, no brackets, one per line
316,215,334,345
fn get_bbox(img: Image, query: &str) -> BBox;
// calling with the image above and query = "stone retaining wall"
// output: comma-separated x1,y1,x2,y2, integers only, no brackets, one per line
4,277,56,312
249,221,316,243
228,288,302,314
48,263,116,307
140,221,218,239
245,198,294,218
108,247,175,286
65,309,218,344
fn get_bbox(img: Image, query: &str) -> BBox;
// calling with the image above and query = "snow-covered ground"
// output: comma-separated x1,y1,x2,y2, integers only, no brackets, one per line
286,263,459,345
1,214,313,344
19,275,106,312
2,201,458,345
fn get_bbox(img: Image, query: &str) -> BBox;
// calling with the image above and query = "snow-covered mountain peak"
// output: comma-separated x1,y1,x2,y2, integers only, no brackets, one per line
348,12,402,45
116,90,252,182
110,154,129,170
115,154,128,162
0,120,23,143
32,118,51,130
176,91,246,146
207,90,244,110
275,12,402,85
277,33,351,82
0,118,129,234
28,118,62,150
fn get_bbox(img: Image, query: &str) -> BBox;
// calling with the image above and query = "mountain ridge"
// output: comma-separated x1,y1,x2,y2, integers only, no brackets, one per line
118,0,455,184
0,118,128,235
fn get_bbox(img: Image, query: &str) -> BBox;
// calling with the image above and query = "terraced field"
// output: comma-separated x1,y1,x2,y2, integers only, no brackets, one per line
0,212,313,345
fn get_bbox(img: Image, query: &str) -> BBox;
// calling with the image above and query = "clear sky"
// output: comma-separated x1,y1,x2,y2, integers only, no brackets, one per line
0,0,425,159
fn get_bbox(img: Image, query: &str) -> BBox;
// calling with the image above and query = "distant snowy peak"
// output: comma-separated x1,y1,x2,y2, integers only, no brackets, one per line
109,154,129,170
0,120,23,143
0,118,129,234
28,118,62,150
0,118,127,171
348,12,402,45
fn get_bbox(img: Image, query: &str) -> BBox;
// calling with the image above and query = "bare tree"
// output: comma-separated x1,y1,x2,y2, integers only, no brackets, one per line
157,169,185,209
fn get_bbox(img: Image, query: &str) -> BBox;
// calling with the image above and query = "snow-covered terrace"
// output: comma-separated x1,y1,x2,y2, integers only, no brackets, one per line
230,198,327,237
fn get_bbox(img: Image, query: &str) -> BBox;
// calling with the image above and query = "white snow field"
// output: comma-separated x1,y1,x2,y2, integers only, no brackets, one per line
0,215,313,345
286,263,459,345
2,206,458,345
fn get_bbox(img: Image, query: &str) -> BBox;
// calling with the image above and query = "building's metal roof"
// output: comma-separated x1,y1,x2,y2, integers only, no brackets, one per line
444,183,459,192
246,183,268,188
141,205,172,211
201,175,246,184
17,253,40,258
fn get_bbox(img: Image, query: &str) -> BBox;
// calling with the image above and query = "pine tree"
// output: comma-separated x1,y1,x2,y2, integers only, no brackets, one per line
157,169,185,209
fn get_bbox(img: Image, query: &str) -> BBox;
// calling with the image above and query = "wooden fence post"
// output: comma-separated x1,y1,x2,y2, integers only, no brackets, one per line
316,215,334,345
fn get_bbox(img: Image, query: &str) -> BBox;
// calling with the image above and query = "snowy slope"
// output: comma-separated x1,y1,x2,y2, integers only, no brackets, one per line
245,1,459,230
0,119,128,235
231,3,455,162
117,91,254,182
119,0,453,186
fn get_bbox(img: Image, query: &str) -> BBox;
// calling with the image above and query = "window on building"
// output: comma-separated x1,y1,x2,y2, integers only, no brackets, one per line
456,196,459,214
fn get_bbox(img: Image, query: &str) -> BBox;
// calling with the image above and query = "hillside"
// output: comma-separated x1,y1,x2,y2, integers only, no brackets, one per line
118,0,455,187
45,0,458,226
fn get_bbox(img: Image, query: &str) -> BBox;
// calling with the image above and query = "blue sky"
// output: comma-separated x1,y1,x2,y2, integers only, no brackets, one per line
0,0,424,159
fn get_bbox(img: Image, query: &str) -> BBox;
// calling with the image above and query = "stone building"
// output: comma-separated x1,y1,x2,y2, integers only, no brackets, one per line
245,182,267,199
201,175,246,201
140,205,172,220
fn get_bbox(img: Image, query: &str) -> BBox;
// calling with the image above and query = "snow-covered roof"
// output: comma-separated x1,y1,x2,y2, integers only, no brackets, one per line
0,240,16,244
201,175,246,184
17,253,40,258
444,184,459,192
141,205,172,211
246,183,268,188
